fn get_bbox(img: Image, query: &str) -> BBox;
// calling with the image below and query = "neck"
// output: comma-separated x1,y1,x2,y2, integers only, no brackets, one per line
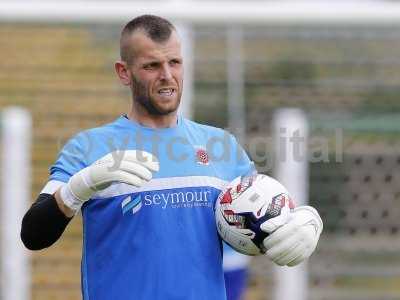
127,107,178,129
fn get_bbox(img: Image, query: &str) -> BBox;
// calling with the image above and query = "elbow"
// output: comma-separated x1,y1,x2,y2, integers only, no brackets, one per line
20,231,47,251
20,213,51,251
20,193,71,251
20,232,42,251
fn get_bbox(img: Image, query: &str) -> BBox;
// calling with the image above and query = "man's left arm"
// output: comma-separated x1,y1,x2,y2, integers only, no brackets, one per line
228,133,323,266
261,205,323,266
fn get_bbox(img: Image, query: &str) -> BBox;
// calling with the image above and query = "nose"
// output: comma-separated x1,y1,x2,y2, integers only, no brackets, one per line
160,64,173,81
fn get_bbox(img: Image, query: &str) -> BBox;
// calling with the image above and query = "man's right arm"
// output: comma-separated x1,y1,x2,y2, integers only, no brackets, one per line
21,149,160,251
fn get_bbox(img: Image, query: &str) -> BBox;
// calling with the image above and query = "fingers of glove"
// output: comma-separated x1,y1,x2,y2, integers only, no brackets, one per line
286,251,308,267
102,170,145,187
260,199,291,233
121,150,159,172
119,161,154,181
265,233,300,262
91,155,157,185
274,243,307,266
286,228,318,267
263,221,298,250
297,224,319,246
95,150,160,173
269,225,316,254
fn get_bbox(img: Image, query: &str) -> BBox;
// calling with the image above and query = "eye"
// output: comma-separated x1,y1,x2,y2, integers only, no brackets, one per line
169,59,182,66
143,62,159,70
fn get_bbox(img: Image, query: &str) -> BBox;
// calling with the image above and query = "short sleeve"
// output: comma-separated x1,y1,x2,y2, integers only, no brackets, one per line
229,134,254,178
49,132,89,183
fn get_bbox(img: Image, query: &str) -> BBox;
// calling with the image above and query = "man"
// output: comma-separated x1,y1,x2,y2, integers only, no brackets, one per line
21,15,322,300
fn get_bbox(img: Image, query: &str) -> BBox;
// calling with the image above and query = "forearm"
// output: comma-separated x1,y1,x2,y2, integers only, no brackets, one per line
20,193,73,250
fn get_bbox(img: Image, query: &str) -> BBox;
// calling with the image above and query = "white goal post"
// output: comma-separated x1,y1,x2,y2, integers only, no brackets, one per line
1,107,31,300
273,109,309,300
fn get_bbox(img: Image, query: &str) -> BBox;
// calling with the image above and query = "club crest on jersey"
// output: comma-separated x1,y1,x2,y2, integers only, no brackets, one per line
121,195,142,215
195,147,209,165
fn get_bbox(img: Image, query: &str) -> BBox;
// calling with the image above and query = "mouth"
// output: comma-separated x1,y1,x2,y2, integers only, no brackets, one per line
157,87,176,98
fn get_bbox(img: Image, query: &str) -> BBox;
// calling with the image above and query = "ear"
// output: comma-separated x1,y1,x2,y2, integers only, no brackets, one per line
115,60,131,86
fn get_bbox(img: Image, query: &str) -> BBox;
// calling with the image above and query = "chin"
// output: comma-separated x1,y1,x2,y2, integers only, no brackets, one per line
157,105,179,115
154,99,180,114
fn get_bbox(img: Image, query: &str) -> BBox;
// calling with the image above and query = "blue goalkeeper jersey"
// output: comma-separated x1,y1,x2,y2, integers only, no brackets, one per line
47,115,252,300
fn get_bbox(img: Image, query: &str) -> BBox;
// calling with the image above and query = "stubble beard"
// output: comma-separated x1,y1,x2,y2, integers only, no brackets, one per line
131,75,181,116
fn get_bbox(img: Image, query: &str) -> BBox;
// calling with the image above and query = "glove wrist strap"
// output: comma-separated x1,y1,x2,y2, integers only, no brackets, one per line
60,184,84,214
293,206,323,235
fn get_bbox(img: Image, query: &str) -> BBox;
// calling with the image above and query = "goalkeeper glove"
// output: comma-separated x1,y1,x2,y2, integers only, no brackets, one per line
60,150,159,213
261,205,323,266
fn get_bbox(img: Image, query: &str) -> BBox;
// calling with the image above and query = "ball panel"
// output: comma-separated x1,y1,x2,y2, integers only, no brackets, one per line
216,206,262,256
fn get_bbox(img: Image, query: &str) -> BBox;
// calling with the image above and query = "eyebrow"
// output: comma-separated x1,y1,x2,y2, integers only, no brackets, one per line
141,60,160,66
141,56,181,64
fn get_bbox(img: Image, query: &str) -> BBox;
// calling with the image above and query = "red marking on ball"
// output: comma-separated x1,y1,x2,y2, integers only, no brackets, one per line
220,188,233,204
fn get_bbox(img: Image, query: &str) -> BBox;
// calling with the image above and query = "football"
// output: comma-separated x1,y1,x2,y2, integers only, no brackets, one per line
215,173,293,256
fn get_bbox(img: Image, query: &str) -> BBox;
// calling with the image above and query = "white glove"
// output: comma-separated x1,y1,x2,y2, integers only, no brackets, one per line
260,205,323,266
60,150,159,213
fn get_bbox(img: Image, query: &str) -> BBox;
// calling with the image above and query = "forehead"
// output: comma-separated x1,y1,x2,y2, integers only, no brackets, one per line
128,30,182,62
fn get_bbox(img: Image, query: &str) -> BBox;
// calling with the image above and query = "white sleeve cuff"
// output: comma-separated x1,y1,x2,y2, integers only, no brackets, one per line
40,180,66,194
